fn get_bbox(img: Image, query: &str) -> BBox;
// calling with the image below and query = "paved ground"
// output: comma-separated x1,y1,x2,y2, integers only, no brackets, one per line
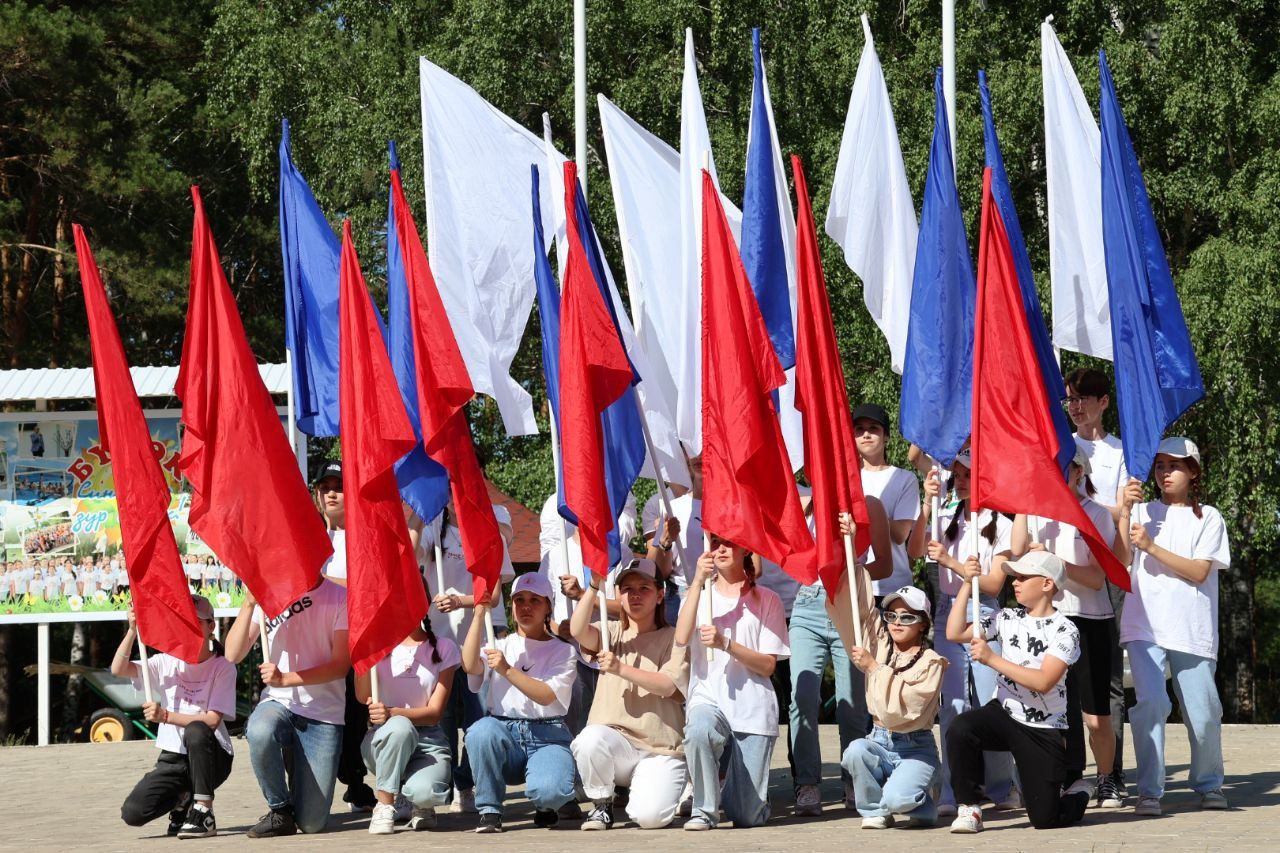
1,724,1276,851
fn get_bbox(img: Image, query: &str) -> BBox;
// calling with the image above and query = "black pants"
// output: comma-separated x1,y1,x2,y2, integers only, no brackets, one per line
946,701,1086,829
339,670,374,804
1105,579,1127,779
121,723,233,826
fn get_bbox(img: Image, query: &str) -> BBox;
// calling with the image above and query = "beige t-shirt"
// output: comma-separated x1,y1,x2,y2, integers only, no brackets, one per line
586,623,689,756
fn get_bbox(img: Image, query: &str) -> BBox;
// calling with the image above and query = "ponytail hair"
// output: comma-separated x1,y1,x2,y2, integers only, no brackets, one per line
1185,458,1205,520
419,577,441,664
943,501,1000,546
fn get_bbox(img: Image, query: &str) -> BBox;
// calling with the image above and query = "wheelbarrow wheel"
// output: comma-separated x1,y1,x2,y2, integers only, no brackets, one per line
87,708,135,743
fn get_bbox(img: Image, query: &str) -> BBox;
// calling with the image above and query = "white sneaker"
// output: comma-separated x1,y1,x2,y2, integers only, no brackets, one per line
794,784,822,817
454,787,477,814
949,804,983,834
392,795,413,822
1064,777,1095,798
937,803,958,818
993,787,1023,811
407,807,437,831
368,803,396,835
1134,796,1162,816
861,815,894,829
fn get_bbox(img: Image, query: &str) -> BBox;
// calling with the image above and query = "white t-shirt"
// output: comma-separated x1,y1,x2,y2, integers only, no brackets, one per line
1120,502,1231,659
1074,434,1128,508
115,568,131,589
252,579,349,725
375,637,461,711
321,529,347,581
420,505,516,643
468,633,577,719
937,505,1012,599
646,493,703,593
132,653,237,755
861,466,921,594
683,584,791,737
983,607,1080,729
538,493,636,624
219,566,235,585
1032,499,1117,619
61,571,78,597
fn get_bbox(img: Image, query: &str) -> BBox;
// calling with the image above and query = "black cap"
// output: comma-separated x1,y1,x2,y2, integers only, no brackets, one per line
313,460,343,486
851,403,891,433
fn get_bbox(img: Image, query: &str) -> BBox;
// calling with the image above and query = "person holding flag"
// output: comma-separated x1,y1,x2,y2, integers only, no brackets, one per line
114,598,236,839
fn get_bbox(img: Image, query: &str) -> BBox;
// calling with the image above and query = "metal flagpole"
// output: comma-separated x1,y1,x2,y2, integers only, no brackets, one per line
574,0,588,194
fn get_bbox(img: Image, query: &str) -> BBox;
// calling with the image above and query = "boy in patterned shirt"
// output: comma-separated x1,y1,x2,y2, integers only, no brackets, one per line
943,550,1089,833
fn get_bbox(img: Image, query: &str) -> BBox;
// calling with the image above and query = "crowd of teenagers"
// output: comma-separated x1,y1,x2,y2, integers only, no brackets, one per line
0,553,240,602
111,367,1231,838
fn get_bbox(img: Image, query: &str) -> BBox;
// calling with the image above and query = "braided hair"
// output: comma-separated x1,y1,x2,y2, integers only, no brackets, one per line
942,498,1000,546
418,577,442,664
877,610,931,673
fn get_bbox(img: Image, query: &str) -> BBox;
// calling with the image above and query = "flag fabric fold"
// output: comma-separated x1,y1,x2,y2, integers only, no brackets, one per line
1099,51,1204,480
825,14,919,374
971,169,1130,590
899,70,975,467
790,157,872,598
279,118,341,437
385,140,451,525
979,71,1075,475
700,170,815,582
391,164,505,603
177,187,331,618
1042,20,1110,360
558,162,642,577
77,226,203,663
337,220,427,675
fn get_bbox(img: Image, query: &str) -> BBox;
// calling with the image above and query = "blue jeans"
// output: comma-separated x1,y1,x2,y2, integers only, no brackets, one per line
443,667,484,791
788,583,867,786
684,704,776,828
934,595,1013,807
465,716,576,815
1127,640,1224,799
360,715,453,808
245,700,343,834
843,726,940,820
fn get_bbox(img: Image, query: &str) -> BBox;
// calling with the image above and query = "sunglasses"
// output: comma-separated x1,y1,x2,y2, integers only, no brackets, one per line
881,610,924,626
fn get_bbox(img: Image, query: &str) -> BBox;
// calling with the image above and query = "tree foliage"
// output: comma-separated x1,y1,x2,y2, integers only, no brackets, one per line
2,0,1278,720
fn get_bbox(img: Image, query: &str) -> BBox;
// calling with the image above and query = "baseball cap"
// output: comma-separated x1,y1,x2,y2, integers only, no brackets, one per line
191,594,215,621
1071,444,1092,476
1004,550,1067,588
511,572,554,601
1156,436,1200,465
614,557,660,587
952,450,971,469
313,460,343,486
851,403,891,433
880,585,931,617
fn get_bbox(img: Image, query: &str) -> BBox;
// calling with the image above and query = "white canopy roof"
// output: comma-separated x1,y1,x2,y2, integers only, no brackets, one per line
0,363,290,403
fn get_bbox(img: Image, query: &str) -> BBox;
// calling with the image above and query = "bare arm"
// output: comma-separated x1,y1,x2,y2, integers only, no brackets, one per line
224,595,260,664
863,497,893,581
975,642,1069,695
945,576,977,643
1011,514,1030,556
460,603,487,676
673,553,713,647
109,621,141,680
263,630,350,688
569,579,604,651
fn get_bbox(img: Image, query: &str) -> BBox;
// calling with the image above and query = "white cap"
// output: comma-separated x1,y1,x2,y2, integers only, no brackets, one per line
510,572,554,601
1004,550,1067,588
953,451,971,469
1156,436,1200,465
880,585,931,617
614,557,660,586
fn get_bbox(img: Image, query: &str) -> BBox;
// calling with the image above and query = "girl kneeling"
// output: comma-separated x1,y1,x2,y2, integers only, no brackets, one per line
570,558,689,830
676,536,790,830
356,586,459,834
462,573,578,833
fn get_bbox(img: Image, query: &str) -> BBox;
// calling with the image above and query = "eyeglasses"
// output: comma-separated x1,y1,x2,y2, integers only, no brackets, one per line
881,611,924,626
1061,395,1097,408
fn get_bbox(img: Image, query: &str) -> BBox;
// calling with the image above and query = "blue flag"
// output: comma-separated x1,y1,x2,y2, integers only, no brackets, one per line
279,119,341,437
900,70,975,467
979,71,1074,475
530,165,575,527
1099,52,1204,480
740,27,795,371
386,140,451,523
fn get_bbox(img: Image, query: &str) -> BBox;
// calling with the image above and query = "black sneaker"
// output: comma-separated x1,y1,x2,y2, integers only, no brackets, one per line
474,813,504,834
176,805,217,839
581,801,613,831
166,793,192,836
344,783,377,813
247,807,298,838
534,808,560,828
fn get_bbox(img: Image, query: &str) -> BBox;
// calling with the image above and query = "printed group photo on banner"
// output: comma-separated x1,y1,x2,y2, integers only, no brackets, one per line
1,2,1272,848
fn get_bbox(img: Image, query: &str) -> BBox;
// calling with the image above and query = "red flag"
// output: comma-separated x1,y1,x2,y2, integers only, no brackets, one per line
700,170,815,580
176,187,332,617
338,221,426,674
790,157,872,597
972,169,1130,590
76,226,203,662
389,169,504,603
557,161,635,578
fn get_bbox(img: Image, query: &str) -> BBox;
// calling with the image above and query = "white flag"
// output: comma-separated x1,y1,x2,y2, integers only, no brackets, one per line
1042,19,1111,360
825,14,918,375
419,57,557,435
